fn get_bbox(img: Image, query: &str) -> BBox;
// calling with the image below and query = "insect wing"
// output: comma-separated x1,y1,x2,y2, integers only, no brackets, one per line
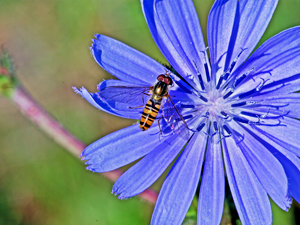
99,86,151,108
161,95,190,140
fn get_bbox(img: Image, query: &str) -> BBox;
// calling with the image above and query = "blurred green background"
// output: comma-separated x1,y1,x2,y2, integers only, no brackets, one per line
0,0,300,224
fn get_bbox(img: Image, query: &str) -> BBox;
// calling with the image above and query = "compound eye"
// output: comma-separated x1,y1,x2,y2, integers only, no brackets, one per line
164,77,173,85
157,74,165,81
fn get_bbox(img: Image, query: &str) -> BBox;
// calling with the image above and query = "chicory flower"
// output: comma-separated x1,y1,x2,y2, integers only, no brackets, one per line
74,0,300,224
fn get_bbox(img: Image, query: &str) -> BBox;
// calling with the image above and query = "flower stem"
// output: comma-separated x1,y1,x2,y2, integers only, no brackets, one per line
10,86,158,204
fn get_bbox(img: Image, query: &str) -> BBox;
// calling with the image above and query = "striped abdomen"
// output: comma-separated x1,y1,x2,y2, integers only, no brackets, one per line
140,98,161,131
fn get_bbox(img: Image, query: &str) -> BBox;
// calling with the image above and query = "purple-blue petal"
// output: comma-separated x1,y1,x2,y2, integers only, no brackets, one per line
142,0,208,89
112,133,187,199
250,117,300,157
222,136,272,225
207,0,237,81
151,133,206,225
73,86,128,117
83,124,166,172
97,79,148,115
91,34,166,85
248,124,300,204
73,86,141,119
231,122,290,210
197,135,224,225
230,26,300,97
208,0,278,81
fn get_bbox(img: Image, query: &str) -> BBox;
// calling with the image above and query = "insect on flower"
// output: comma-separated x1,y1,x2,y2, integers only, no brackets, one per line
98,72,190,138
74,0,300,224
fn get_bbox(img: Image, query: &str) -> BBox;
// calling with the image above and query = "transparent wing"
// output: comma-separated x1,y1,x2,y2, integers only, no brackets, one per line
161,95,191,140
99,86,152,108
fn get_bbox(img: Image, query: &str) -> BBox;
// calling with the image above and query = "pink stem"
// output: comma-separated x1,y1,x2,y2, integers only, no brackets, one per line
11,86,158,205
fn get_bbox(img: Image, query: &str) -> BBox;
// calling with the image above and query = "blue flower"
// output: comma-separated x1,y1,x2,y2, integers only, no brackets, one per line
73,0,300,224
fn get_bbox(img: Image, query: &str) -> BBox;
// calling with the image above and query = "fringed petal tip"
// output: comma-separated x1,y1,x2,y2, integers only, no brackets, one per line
111,189,130,200
80,148,93,159
72,86,91,99
79,150,86,158
112,182,139,200
284,195,293,211
112,186,124,198
84,159,92,165
90,34,101,44
72,86,82,95
89,34,100,56
86,165,99,172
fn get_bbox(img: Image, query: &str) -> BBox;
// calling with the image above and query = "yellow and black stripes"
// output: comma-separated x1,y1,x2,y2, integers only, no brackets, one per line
140,99,161,131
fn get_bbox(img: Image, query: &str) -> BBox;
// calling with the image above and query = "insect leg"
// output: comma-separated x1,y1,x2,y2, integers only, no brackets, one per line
128,93,151,109
157,116,163,135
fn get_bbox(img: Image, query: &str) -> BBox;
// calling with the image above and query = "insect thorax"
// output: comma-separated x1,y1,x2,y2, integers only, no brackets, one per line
152,82,169,101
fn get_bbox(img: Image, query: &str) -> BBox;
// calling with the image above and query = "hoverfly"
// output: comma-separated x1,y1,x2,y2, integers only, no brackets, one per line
98,72,190,139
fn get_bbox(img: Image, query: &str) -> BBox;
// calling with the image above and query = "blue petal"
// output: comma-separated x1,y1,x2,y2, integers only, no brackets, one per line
248,124,300,204
97,79,149,116
112,133,187,199
230,26,300,97
230,122,290,210
151,133,206,225
208,0,278,81
222,136,272,225
236,94,300,119
142,0,208,89
273,151,300,204
73,86,141,119
250,117,300,157
207,0,237,81
82,124,166,172
91,34,166,85
197,135,224,225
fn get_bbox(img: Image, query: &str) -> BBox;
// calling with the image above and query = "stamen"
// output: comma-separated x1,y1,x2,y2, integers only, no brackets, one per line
183,115,193,120
233,67,255,88
231,101,247,107
174,115,193,123
255,119,284,127
192,61,205,90
223,71,231,81
192,90,208,102
213,121,218,131
203,111,210,118
196,123,205,132
233,74,246,87
239,78,269,99
238,88,257,99
256,78,269,91
240,111,258,117
204,61,210,82
233,116,249,124
180,104,195,108
223,89,234,99
250,103,289,110
220,111,228,117
256,83,288,96
199,95,208,102
200,50,210,82
174,80,193,94
225,48,247,80
216,48,247,89
223,125,231,135
216,76,223,90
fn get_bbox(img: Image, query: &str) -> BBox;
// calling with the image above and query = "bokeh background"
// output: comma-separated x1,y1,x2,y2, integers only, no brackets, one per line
0,0,300,224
